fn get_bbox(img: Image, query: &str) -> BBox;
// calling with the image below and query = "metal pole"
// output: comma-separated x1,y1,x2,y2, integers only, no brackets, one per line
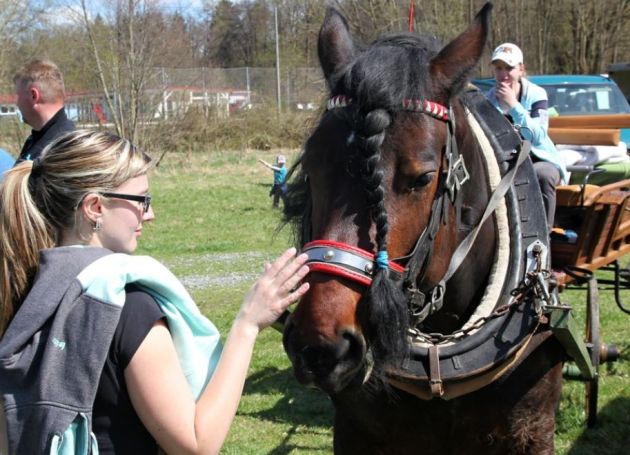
274,6,281,117
246,66,251,106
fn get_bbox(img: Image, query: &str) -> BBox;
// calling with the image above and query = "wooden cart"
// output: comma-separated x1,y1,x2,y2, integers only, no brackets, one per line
550,177,629,426
552,178,630,293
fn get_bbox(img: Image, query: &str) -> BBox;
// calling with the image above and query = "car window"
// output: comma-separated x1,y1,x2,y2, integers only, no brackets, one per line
543,83,630,116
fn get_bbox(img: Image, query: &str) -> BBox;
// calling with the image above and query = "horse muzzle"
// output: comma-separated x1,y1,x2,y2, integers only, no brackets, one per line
283,316,368,394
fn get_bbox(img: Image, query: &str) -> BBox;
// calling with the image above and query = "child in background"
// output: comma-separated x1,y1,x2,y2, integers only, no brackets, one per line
258,155,288,208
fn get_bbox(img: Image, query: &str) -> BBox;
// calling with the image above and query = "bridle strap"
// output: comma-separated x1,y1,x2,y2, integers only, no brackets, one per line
320,95,461,320
303,240,405,287
327,95,450,122
391,106,467,322
443,140,532,282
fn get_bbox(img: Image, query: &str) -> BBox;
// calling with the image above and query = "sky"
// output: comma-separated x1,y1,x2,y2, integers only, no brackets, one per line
44,0,207,25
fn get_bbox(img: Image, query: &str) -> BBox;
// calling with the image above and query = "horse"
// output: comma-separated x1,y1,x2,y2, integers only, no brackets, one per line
282,3,566,454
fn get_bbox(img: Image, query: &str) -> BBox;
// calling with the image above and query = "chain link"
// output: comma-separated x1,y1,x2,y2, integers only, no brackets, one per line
408,291,527,344
409,247,549,345
409,224,560,345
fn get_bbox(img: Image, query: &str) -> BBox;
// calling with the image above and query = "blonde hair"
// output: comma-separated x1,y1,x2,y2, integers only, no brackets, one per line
0,130,152,334
13,59,66,103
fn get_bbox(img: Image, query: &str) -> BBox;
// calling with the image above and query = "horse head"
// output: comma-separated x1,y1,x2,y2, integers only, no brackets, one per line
283,3,496,394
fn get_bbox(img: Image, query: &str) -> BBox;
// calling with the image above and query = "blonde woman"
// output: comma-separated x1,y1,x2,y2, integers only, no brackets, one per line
484,43,567,231
0,130,309,454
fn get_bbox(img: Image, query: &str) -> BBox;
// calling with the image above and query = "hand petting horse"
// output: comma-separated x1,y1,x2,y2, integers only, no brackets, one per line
282,3,564,454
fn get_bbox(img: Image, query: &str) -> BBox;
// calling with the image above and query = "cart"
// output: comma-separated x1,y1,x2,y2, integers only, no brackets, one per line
550,175,629,426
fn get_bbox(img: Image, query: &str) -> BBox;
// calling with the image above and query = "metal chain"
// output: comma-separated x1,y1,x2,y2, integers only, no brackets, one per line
408,292,526,344
409,248,550,345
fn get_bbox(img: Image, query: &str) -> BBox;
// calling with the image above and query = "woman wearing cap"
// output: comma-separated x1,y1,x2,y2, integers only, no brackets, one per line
485,42,567,232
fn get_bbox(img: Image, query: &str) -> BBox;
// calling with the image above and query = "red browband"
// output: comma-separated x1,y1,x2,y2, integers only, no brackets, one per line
327,95,449,122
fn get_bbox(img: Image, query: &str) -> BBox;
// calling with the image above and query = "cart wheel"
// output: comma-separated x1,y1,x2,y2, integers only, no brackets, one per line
585,277,600,428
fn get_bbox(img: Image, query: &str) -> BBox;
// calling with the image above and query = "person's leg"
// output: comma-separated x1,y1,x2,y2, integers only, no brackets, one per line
533,161,561,232
271,184,280,207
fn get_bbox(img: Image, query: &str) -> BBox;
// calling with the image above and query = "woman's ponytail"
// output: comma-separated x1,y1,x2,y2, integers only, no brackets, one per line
0,161,53,335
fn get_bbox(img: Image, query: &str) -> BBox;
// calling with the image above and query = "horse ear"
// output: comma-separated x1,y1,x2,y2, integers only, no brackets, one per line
429,2,493,99
318,7,355,90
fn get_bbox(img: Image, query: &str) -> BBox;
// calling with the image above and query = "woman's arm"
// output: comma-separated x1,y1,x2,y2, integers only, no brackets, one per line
508,101,550,147
125,248,309,455
258,159,281,171
493,80,550,147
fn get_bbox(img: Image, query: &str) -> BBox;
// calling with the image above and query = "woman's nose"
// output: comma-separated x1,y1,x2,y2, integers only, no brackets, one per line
144,205,155,221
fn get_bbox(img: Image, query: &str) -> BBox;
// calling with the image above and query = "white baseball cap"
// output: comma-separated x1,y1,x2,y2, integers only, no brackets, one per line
276,154,286,164
491,43,523,67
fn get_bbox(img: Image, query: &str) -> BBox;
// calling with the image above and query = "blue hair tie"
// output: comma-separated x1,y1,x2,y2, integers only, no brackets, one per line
375,250,389,270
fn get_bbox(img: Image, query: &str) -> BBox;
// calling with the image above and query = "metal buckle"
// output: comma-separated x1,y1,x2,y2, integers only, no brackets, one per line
429,281,445,313
446,155,469,201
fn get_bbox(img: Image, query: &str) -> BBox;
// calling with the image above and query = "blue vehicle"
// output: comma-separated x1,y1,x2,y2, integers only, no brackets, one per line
0,148,14,181
472,74,630,145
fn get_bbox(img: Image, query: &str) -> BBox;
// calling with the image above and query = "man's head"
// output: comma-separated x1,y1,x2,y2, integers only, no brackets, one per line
13,60,66,130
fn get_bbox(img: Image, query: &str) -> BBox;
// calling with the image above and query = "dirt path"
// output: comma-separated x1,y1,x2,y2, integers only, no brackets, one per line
164,251,270,289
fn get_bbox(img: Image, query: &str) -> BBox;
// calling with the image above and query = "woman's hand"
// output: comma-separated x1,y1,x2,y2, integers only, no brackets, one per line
496,81,519,110
237,247,309,333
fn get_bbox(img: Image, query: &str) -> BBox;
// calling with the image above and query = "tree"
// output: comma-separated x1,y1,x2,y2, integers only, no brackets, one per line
0,0,49,93
204,0,245,67
78,0,166,143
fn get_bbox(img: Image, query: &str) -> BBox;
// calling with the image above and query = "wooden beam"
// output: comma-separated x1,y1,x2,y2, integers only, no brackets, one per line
549,114,630,129
549,128,620,145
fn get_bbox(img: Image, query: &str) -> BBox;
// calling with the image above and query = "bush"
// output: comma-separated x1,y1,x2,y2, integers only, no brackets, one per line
141,106,320,164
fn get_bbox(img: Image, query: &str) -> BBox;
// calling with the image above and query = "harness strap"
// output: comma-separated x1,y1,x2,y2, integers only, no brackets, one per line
387,322,547,400
443,140,532,282
428,345,444,397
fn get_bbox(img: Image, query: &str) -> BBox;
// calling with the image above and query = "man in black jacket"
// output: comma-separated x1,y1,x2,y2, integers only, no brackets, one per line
13,60,75,165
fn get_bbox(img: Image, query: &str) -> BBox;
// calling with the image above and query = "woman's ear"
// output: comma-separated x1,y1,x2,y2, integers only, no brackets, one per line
79,193,103,224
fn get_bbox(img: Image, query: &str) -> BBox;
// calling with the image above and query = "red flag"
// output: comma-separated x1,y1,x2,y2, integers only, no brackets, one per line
408,1,415,32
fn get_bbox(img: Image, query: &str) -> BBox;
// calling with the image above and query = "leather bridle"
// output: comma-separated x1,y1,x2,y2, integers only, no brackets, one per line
303,95,469,324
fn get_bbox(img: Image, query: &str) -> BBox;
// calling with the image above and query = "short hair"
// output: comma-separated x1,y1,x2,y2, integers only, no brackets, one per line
13,59,66,103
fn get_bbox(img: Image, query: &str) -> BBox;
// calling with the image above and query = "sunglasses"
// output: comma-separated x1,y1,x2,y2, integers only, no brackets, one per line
101,192,152,212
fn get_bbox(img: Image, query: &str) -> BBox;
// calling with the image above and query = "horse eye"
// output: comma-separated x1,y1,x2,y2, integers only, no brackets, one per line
409,172,435,190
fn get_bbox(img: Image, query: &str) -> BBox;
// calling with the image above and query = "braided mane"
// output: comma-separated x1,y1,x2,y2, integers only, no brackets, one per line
283,33,448,368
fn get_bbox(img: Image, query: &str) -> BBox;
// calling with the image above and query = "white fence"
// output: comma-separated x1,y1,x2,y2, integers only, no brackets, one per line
65,67,326,124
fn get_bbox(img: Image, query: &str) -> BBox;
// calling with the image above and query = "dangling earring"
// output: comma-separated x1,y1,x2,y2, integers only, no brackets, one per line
93,218,103,232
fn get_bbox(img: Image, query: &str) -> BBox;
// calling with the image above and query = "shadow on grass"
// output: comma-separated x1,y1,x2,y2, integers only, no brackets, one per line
242,366,334,454
567,396,630,455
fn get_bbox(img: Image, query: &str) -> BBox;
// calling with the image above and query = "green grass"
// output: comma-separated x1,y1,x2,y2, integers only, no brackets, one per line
141,150,629,454
140,150,335,453
554,266,630,455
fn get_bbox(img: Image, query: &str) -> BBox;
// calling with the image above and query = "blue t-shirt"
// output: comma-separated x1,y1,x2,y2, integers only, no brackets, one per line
274,166,287,185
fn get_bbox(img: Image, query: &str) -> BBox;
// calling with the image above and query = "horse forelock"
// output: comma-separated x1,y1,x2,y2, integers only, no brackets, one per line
334,33,441,113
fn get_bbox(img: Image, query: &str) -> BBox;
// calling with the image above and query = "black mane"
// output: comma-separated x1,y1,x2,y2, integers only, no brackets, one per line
283,32,450,368
283,32,443,245
333,33,441,112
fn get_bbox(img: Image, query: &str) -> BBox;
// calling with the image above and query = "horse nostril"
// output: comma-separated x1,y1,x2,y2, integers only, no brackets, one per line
340,329,365,360
298,329,365,375
300,346,327,374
